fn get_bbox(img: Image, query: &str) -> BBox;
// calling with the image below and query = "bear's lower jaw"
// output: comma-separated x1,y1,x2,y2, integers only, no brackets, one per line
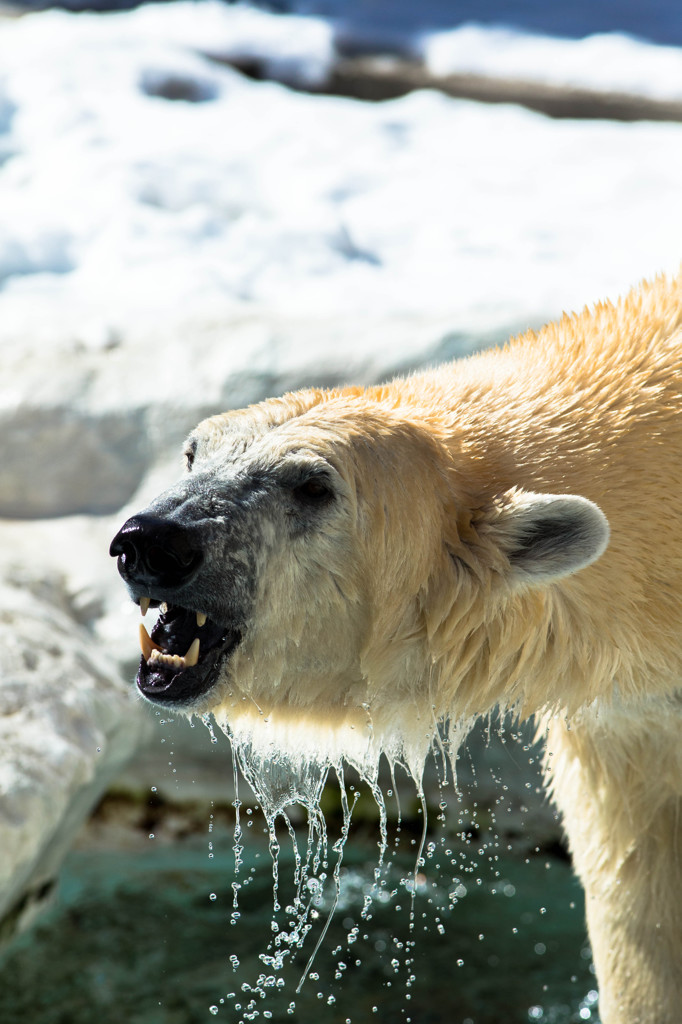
136,630,241,707
134,600,242,706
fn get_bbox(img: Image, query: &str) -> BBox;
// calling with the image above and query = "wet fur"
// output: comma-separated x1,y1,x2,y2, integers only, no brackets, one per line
130,273,682,1022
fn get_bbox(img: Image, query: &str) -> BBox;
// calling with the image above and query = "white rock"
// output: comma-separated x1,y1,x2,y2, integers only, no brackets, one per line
0,580,149,938
0,312,475,519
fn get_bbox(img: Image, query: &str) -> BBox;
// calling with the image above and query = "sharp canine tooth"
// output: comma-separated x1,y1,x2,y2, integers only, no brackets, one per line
196,612,207,628
139,623,162,661
139,623,152,660
184,638,200,667
140,597,150,616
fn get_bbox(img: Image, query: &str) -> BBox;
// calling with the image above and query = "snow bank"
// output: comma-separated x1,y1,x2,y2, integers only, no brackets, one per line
421,25,682,101
0,1,681,353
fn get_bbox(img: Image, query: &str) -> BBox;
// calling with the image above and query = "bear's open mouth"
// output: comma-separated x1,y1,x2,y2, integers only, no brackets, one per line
136,599,241,705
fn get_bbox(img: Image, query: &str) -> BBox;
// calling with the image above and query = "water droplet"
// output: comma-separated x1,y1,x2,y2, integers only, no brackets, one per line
209,1007,219,1016
209,893,217,902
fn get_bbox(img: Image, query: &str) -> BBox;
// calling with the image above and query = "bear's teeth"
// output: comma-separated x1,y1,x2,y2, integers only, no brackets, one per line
196,612,207,628
184,638,201,667
139,623,162,660
140,597,150,616
149,649,182,668
146,638,201,670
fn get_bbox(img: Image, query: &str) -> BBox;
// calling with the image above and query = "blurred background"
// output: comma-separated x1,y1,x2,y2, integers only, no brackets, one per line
1,1,681,1021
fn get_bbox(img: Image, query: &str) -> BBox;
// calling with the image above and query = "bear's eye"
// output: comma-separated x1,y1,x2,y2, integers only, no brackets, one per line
291,476,334,506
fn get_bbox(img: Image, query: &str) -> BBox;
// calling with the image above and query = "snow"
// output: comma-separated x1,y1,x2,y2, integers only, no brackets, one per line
0,1,680,355
421,25,682,101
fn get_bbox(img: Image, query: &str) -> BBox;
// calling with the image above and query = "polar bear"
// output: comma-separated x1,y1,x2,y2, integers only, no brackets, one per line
111,273,682,1024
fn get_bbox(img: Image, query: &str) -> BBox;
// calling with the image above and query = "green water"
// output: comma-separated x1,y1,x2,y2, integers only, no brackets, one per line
0,816,598,1024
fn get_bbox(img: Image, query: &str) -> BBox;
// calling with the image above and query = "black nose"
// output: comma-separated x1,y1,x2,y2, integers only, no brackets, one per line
110,514,203,590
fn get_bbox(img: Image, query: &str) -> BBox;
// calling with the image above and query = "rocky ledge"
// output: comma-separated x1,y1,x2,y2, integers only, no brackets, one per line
0,578,148,944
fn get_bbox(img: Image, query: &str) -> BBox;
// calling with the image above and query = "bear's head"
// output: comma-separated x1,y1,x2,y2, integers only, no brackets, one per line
110,387,609,765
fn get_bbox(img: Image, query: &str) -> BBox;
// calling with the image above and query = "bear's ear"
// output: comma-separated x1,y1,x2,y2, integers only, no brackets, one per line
485,490,610,585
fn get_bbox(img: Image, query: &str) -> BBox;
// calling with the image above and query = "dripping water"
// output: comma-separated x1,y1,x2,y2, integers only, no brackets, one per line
192,712,596,1023
204,711,468,1024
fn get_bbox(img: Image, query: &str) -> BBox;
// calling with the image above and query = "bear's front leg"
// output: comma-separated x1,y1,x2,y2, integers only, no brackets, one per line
545,711,682,1024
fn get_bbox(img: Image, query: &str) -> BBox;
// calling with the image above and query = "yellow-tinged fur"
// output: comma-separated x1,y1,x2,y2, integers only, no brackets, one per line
193,273,682,1022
